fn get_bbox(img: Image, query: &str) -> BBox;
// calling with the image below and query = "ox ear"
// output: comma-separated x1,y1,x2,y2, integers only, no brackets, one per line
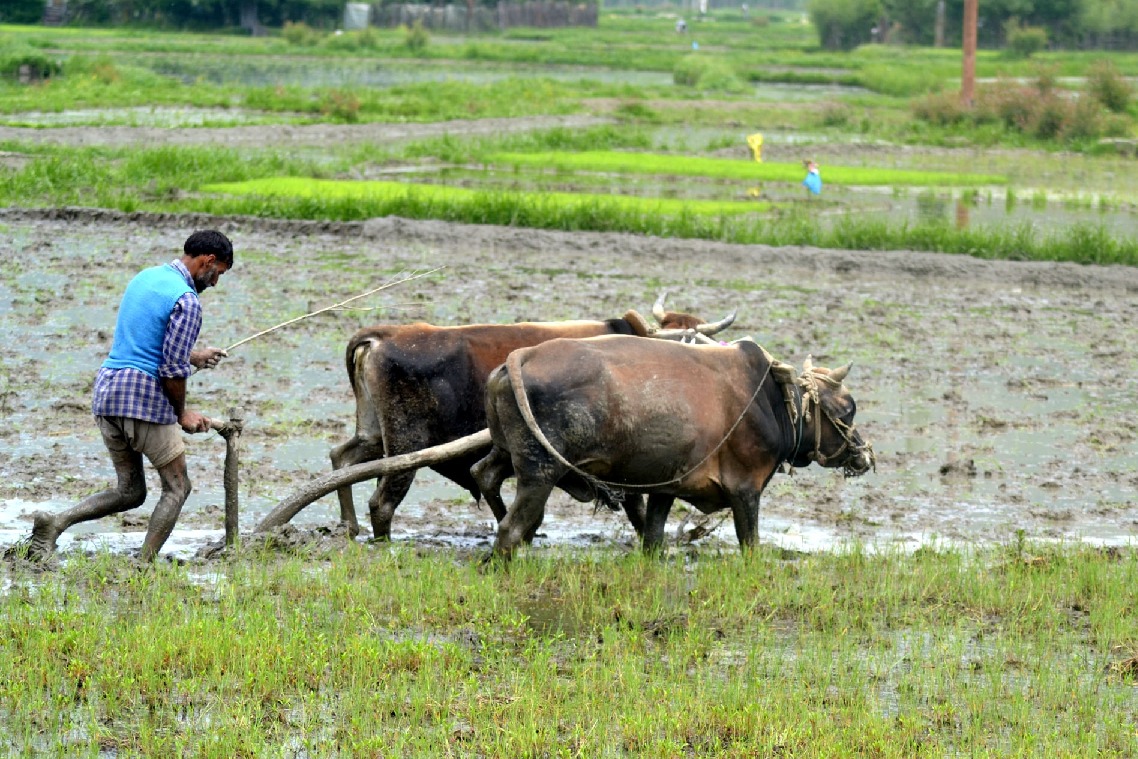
652,291,669,323
829,362,851,383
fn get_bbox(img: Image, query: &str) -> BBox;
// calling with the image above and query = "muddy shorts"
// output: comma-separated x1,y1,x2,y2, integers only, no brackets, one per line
96,416,185,469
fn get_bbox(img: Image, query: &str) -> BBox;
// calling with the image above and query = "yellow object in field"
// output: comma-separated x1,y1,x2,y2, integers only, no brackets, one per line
746,133,763,162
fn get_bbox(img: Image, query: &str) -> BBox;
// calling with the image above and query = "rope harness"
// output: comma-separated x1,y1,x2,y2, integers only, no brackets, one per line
505,344,874,506
788,365,876,477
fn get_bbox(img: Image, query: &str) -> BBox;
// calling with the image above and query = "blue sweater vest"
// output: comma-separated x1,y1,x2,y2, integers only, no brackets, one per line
103,263,196,377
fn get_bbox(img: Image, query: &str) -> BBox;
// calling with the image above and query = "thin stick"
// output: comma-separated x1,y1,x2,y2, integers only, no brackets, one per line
223,267,443,353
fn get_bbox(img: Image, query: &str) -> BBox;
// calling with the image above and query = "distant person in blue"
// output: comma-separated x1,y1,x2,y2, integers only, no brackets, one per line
20,230,234,564
803,160,822,196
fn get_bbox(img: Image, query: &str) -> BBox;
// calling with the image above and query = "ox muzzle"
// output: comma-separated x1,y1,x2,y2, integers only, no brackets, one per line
841,432,875,478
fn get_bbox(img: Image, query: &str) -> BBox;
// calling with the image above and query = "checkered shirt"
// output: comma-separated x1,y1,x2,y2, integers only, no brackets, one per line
92,260,202,425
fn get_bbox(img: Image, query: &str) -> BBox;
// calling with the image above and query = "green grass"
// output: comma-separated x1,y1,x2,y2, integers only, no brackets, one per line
2,543,1137,755
489,150,1009,186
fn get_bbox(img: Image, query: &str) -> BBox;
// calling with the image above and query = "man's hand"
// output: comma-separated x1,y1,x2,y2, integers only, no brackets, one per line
179,410,212,434
190,347,228,370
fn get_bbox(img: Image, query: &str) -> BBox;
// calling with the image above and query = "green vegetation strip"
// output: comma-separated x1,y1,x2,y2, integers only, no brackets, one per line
489,151,1009,187
2,145,1131,266
2,544,1137,754
203,177,771,217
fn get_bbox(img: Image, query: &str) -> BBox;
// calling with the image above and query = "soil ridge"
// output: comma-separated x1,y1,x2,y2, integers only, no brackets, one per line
3,205,1134,292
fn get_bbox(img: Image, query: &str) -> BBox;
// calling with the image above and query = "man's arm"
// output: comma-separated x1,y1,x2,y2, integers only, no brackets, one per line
161,376,211,433
161,295,211,433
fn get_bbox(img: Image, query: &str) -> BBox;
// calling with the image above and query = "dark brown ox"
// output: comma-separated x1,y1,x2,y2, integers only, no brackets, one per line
474,335,874,558
329,296,734,539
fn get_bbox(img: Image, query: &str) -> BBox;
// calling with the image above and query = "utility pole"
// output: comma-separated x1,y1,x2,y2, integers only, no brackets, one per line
961,0,978,106
935,0,945,47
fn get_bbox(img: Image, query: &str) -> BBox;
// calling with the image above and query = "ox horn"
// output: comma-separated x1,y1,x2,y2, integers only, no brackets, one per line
652,291,669,323
803,355,814,374
829,362,852,383
695,309,737,336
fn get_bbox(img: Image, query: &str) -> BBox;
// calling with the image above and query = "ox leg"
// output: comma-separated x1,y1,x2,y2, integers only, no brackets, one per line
729,492,762,551
494,481,554,560
329,435,384,538
470,447,512,523
620,493,648,538
641,494,674,554
367,471,416,541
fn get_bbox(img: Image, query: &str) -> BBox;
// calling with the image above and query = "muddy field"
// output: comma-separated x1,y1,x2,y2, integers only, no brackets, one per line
2,163,1137,561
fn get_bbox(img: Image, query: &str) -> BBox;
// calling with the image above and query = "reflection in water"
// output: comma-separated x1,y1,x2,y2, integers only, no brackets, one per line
847,186,1138,238
915,190,950,223
955,198,970,229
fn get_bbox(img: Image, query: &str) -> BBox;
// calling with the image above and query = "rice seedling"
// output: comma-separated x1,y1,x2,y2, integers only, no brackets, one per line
201,176,772,219
489,151,1009,187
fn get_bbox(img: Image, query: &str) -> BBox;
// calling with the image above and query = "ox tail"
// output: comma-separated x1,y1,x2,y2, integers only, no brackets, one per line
506,351,577,475
343,334,389,448
344,335,367,392
345,334,383,433
505,352,624,510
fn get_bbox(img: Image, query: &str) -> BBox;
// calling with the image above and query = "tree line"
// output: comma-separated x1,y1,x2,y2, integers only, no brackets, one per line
2,0,581,29
3,0,1135,51
810,0,1138,50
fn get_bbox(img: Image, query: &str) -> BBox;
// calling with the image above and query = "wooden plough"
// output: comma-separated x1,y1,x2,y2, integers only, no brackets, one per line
252,429,492,533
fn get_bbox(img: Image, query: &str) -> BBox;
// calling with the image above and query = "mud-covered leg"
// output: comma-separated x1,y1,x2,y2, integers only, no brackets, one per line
24,450,148,561
494,481,554,560
329,435,384,538
470,446,513,523
729,492,762,551
139,454,193,562
368,470,416,540
640,494,674,554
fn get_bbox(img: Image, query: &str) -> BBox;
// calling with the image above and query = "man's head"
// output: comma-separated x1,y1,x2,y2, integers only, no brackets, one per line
183,230,233,294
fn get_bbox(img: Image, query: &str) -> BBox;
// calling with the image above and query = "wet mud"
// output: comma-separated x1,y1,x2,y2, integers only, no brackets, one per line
1,196,1136,562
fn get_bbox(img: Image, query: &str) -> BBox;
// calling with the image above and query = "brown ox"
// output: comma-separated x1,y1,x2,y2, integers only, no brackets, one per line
329,295,734,539
473,335,874,558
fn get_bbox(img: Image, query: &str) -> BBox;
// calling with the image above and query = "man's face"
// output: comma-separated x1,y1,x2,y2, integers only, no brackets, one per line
193,255,229,294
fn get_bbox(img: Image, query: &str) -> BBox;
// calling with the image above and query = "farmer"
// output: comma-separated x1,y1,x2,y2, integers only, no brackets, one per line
22,230,233,563
803,160,822,196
